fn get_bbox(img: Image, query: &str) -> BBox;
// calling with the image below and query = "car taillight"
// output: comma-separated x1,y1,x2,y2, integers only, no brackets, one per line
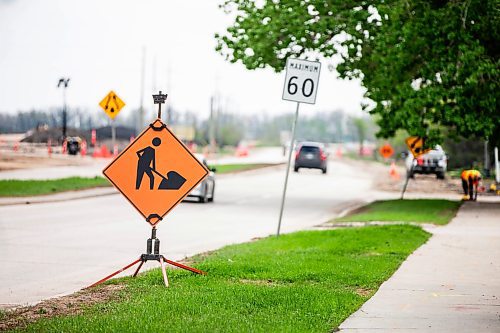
295,150,300,160
417,157,423,166
320,149,327,161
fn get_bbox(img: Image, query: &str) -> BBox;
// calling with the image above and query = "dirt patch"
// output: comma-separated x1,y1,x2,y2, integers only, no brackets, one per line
355,287,374,297
239,279,278,286
344,158,461,195
0,284,125,331
183,250,216,266
376,173,462,194
0,152,90,172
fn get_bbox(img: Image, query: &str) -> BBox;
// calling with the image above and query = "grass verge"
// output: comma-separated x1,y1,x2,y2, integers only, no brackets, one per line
214,163,277,174
0,164,277,197
0,177,110,197
336,199,461,225
8,225,429,332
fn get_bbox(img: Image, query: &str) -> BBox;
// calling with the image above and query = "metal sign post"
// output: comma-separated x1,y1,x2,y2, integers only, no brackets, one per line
276,102,300,236
400,167,412,199
111,120,116,153
495,147,499,184
57,78,70,140
88,91,208,288
99,90,126,155
277,58,321,236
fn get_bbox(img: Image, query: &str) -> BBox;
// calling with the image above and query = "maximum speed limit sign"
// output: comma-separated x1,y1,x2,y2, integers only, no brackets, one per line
282,58,321,104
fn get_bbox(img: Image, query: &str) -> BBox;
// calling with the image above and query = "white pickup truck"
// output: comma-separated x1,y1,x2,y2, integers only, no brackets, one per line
405,145,448,179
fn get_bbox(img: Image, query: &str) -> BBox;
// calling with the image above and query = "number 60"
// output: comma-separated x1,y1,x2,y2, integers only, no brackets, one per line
287,76,314,97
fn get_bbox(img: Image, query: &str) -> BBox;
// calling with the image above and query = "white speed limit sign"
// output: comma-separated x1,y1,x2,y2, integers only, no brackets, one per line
282,58,321,104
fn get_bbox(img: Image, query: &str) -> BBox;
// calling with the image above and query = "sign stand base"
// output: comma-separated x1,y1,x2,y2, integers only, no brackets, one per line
87,227,205,289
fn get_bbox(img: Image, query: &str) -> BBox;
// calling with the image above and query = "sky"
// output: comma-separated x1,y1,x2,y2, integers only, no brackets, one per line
0,0,367,120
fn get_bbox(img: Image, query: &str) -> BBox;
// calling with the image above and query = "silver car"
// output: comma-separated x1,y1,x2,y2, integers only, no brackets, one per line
186,154,216,203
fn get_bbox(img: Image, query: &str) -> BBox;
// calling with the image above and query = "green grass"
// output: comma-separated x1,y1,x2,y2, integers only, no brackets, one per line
0,164,275,197
13,225,429,333
447,169,462,178
0,177,110,197
214,163,276,174
336,199,461,225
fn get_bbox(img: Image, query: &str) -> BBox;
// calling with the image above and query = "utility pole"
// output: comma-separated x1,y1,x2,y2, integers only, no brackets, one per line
209,96,216,154
137,47,146,135
166,62,172,125
484,139,490,177
495,147,499,184
57,77,70,140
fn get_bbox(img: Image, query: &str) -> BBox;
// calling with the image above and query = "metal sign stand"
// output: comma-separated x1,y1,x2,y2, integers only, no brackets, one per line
400,166,412,199
87,91,206,289
87,227,205,289
276,102,300,236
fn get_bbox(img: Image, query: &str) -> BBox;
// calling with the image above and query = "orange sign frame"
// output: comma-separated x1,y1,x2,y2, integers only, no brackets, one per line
103,119,208,225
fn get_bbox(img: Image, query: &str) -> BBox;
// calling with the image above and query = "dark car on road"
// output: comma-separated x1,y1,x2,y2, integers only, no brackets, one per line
294,142,328,174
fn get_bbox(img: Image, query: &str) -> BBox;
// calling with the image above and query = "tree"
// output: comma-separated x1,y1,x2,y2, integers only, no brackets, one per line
352,117,368,155
216,0,500,147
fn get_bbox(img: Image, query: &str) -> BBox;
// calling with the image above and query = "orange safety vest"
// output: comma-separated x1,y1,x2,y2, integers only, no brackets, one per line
461,169,481,182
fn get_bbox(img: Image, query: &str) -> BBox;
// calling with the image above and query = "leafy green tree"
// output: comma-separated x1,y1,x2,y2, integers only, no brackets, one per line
216,0,499,147
352,117,368,155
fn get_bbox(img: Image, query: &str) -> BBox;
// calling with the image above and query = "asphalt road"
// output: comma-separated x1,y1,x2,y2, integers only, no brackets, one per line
0,159,378,307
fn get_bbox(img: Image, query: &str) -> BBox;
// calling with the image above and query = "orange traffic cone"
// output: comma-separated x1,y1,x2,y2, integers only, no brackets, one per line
80,140,87,157
389,162,400,180
336,147,343,158
62,139,67,154
47,139,52,157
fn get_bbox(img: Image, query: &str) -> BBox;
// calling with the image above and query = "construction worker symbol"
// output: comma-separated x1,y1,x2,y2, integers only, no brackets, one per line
102,118,209,225
135,137,186,190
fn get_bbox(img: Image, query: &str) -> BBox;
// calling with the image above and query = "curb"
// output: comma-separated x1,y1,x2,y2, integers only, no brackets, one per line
0,188,118,206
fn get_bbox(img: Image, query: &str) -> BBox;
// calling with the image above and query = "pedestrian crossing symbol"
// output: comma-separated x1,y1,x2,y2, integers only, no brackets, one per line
103,119,209,226
99,91,125,119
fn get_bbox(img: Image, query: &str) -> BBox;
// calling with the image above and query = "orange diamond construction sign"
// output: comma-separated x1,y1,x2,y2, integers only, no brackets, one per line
103,119,208,225
379,143,394,159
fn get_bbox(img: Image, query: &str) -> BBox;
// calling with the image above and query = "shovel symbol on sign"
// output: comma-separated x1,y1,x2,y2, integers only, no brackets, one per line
135,137,186,190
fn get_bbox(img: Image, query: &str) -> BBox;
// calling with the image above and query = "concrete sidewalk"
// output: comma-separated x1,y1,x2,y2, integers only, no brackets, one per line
339,200,500,333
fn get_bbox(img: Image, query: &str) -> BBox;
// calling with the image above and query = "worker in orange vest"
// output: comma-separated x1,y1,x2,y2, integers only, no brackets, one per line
461,168,482,201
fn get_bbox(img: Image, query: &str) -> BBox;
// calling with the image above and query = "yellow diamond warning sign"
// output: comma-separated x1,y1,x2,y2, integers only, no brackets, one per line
405,136,431,158
99,91,125,119
103,119,209,225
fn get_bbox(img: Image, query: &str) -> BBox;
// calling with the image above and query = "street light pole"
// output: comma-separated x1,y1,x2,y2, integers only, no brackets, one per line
57,78,70,140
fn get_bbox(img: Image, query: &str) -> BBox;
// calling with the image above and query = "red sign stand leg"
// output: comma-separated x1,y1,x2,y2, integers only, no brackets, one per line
87,227,205,289
86,258,142,289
